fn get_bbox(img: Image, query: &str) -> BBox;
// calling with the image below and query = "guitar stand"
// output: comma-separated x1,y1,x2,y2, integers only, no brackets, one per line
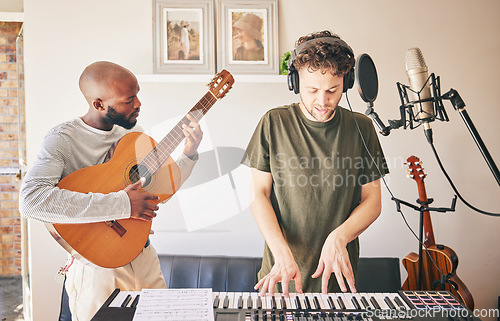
392,195,457,290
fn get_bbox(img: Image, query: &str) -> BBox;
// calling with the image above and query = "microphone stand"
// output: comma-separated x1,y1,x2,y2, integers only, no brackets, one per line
442,89,500,186
365,102,391,136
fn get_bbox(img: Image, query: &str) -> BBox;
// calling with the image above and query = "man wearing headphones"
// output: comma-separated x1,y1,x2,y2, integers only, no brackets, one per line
242,31,388,295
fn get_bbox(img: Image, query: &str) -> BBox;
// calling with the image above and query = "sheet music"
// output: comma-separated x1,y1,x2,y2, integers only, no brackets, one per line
133,288,214,321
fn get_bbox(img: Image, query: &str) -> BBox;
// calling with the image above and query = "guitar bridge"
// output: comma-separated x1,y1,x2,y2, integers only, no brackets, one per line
105,220,127,237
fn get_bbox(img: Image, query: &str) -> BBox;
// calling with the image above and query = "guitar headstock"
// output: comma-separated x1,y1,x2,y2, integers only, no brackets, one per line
406,155,426,183
208,69,234,99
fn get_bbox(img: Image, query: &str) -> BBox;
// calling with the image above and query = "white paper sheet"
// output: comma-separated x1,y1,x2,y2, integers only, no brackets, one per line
133,288,214,321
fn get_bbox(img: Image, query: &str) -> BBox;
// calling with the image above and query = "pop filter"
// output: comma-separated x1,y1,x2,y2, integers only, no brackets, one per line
355,53,390,136
356,53,379,103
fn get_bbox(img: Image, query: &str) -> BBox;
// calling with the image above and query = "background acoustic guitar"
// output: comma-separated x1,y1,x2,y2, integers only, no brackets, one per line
46,70,234,268
402,155,474,310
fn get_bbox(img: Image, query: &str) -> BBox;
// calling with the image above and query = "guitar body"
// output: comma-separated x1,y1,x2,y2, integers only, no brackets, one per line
401,156,474,310
402,244,474,309
47,132,181,268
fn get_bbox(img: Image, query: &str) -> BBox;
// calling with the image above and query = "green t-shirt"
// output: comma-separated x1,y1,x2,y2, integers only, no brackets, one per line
242,103,389,293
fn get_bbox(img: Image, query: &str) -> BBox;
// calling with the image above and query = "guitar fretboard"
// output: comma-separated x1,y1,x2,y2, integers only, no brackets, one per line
140,91,217,174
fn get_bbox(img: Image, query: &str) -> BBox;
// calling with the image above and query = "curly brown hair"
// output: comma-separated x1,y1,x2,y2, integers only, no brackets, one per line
293,30,355,77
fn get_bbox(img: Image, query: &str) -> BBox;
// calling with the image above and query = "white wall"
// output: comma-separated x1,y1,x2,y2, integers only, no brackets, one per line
0,0,23,12
23,0,499,320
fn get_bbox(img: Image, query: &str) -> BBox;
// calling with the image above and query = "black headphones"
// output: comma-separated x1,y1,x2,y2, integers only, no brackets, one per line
287,37,355,94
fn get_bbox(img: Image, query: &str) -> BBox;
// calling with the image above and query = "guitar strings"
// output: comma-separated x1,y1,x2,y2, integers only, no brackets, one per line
142,93,215,171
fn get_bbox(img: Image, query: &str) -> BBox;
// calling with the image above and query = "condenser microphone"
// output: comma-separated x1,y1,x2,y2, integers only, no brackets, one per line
406,48,435,143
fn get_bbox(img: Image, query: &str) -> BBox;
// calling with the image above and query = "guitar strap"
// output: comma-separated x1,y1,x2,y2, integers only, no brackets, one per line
103,140,119,163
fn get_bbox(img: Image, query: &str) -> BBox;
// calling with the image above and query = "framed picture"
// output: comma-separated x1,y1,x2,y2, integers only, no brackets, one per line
217,0,278,74
154,0,215,74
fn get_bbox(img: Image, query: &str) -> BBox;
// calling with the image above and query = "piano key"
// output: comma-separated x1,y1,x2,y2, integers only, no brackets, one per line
226,292,235,309
312,295,321,309
359,295,372,309
269,293,281,309
304,294,312,310
264,293,273,309
288,293,298,309
130,294,140,307
316,293,330,309
247,294,253,309
223,293,230,309
251,292,259,309
369,295,381,309
388,293,410,310
304,293,314,309
236,292,244,309
281,293,289,310
277,294,285,309
232,292,238,309
219,292,228,309
295,294,302,309
271,295,277,309
373,293,390,310
384,296,396,309
213,292,220,309
337,295,347,309
352,293,369,309
327,295,336,309
351,296,361,309
340,293,356,309
120,294,132,307
393,295,407,310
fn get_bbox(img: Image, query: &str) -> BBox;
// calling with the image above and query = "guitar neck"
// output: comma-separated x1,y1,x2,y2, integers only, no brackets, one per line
407,155,436,247
142,91,217,173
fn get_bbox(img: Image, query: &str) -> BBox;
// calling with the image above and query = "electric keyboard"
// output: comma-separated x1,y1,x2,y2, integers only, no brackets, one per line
211,291,411,310
91,289,481,321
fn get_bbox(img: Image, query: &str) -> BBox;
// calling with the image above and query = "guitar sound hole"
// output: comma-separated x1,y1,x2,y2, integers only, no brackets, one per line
129,164,152,187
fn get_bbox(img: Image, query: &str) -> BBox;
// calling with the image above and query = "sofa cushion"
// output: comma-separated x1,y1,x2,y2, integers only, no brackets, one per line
159,255,262,292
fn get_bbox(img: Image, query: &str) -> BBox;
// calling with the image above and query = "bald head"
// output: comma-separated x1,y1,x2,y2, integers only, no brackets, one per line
78,61,142,131
79,61,137,103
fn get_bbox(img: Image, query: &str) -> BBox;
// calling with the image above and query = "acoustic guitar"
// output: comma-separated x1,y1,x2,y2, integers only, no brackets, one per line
402,155,474,310
46,70,234,268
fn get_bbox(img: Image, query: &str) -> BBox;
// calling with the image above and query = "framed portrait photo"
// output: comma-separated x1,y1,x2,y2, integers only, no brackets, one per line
153,0,215,74
217,0,278,74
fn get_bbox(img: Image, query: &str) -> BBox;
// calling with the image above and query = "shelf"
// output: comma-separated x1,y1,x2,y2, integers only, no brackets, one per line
0,12,24,22
136,74,287,83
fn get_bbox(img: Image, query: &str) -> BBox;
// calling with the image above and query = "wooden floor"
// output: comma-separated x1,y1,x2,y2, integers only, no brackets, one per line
0,276,24,321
